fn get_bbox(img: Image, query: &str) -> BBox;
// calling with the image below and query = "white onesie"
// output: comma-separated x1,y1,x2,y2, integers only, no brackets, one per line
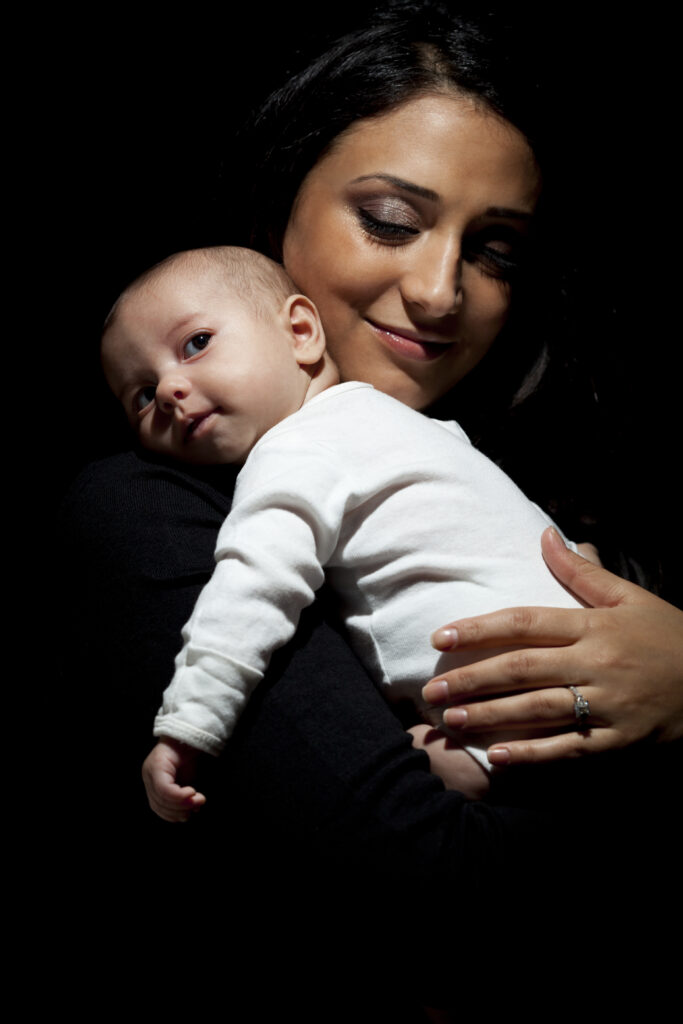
155,382,581,769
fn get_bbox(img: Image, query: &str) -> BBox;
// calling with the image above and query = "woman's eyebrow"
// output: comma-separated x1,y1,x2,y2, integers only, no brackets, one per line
350,175,534,220
350,173,439,202
484,206,534,221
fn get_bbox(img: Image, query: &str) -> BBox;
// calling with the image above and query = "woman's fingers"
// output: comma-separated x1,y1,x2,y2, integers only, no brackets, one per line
425,526,683,763
429,528,633,656
540,526,633,608
486,726,623,764
574,541,602,566
431,604,585,654
438,686,601,733
422,646,578,704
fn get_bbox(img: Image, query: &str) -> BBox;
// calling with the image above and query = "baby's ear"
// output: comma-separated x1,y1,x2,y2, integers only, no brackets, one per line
283,295,326,365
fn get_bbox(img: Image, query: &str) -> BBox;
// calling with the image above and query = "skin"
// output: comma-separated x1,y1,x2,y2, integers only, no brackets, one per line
284,93,540,410
423,527,683,762
102,254,341,820
283,92,683,761
102,260,334,465
115,253,499,814
120,99,681,817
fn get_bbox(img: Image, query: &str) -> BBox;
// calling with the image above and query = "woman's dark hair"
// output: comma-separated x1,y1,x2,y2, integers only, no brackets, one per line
236,2,660,590
243,13,565,478
248,3,543,261
245,3,555,424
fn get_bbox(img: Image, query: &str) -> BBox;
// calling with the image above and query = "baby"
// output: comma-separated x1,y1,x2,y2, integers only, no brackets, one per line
102,246,583,820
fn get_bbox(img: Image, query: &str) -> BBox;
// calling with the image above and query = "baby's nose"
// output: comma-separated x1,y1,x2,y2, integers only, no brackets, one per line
155,375,192,412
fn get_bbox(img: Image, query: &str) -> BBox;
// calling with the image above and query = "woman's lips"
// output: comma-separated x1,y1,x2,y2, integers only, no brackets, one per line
365,319,454,362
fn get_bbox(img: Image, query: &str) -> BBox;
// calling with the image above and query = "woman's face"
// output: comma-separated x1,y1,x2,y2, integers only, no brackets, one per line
283,93,541,409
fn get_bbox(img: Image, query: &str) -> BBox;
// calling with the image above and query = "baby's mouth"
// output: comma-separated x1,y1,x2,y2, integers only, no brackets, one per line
184,410,217,443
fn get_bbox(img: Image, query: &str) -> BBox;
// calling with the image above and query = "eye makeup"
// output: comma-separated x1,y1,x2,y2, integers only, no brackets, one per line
357,205,421,243
471,224,528,281
349,189,420,243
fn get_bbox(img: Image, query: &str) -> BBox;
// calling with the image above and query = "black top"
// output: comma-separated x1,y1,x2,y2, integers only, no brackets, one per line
56,448,678,1001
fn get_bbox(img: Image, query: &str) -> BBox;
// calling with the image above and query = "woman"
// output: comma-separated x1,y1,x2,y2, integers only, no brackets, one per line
241,3,683,765
243,3,681,761
60,0,681,948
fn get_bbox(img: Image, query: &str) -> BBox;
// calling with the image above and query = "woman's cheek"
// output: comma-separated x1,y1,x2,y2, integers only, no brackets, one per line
468,276,513,341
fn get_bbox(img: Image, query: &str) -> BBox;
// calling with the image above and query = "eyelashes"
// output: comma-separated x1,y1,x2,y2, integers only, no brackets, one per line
357,206,420,243
183,332,212,358
357,202,525,281
132,332,213,417
467,244,522,282
466,226,525,281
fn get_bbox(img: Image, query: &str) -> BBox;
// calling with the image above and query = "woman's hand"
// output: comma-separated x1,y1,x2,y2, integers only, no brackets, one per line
421,527,683,763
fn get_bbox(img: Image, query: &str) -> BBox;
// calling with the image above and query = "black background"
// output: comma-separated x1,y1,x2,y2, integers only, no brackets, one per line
38,5,678,599
30,10,680,996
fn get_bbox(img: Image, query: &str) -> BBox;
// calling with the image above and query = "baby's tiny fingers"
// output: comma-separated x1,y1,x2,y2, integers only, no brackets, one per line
147,792,192,823
169,784,201,806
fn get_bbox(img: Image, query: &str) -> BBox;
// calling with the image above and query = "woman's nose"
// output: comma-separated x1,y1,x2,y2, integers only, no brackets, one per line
155,375,192,413
400,236,463,319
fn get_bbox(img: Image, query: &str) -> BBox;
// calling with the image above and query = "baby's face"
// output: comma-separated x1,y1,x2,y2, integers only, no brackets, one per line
102,268,314,465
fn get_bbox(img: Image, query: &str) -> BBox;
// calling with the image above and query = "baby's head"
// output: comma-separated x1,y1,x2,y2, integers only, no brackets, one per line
102,247,337,465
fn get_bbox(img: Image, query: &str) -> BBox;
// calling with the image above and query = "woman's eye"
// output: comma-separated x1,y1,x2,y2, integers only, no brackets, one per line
465,229,525,281
357,200,420,243
134,385,157,412
183,332,212,358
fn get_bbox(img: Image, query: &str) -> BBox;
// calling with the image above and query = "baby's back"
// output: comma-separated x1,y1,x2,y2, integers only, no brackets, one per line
238,381,581,708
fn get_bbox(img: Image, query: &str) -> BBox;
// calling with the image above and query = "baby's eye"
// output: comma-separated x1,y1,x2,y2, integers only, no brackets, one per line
183,332,212,358
134,385,157,412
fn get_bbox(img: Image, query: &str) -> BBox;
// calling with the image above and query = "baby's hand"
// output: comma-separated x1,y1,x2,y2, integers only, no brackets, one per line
142,738,207,822
408,725,491,800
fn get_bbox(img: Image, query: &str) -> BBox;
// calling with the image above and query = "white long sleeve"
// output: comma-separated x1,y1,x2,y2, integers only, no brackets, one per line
155,432,354,753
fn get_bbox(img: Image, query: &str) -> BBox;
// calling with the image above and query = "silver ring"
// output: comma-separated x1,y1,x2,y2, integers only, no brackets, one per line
568,685,591,730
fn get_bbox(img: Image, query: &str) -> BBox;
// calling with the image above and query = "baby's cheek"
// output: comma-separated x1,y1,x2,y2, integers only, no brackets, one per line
137,422,163,455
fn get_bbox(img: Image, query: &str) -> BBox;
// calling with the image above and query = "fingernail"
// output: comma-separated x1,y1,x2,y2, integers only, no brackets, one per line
545,526,565,548
422,679,449,704
443,708,468,728
487,747,511,765
431,627,459,650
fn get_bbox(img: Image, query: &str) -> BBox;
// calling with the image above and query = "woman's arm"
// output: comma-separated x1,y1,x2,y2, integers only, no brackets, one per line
422,527,683,762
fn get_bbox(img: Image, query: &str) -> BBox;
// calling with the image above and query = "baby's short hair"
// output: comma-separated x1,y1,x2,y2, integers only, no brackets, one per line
103,246,296,336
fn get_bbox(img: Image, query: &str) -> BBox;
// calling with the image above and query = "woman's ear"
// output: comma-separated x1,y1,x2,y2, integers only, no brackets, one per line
282,295,326,365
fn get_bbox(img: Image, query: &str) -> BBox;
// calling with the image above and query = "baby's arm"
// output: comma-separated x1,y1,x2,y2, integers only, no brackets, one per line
142,738,207,823
146,440,347,818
